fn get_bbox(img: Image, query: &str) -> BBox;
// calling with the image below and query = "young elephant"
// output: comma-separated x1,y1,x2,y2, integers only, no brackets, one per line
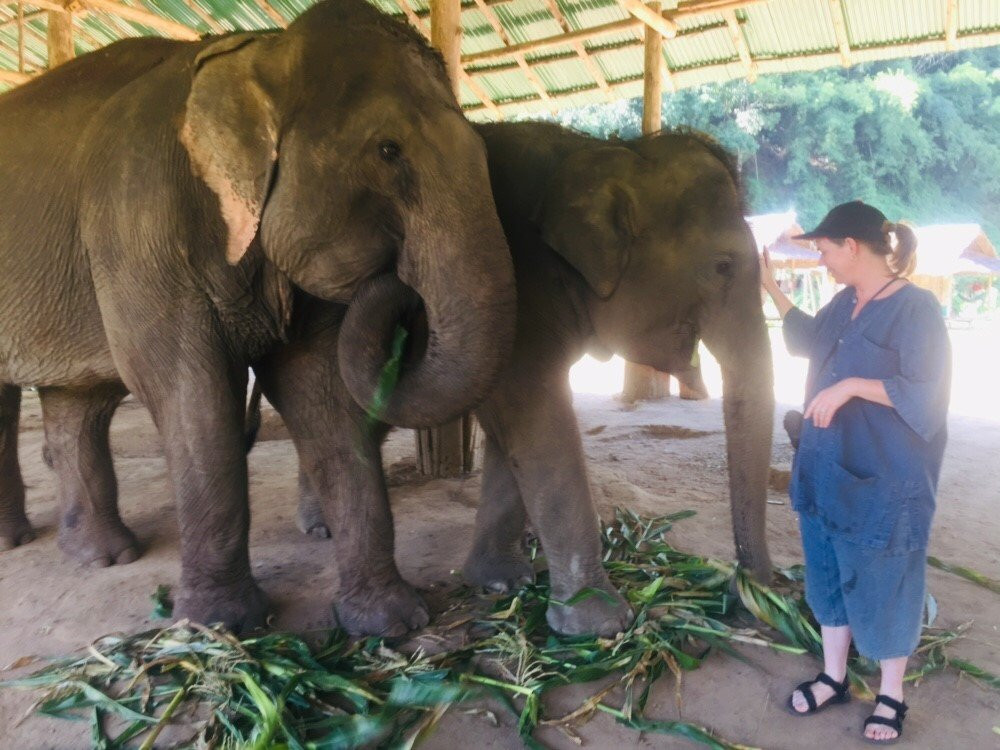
280,122,774,636
0,0,515,635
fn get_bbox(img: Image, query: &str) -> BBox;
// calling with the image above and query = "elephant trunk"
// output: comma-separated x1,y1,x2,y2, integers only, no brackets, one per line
338,185,516,428
706,304,775,582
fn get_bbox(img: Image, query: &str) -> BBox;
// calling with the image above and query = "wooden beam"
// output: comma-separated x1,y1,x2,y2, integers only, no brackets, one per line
17,0,25,71
620,0,677,39
0,9,45,29
463,16,641,63
945,0,958,51
642,0,662,133
181,0,225,33
73,22,104,50
673,0,763,16
0,67,33,82
81,0,200,39
538,0,612,97
22,0,65,12
47,9,73,67
723,8,755,80
827,0,852,66
5,20,49,65
253,0,287,29
471,0,550,103
96,8,141,39
458,66,503,118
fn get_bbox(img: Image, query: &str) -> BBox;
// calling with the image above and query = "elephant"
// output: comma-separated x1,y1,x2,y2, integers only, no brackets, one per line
0,0,516,635
253,120,774,636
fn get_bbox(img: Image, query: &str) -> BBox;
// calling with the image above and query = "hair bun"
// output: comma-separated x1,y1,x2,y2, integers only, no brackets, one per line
882,220,897,234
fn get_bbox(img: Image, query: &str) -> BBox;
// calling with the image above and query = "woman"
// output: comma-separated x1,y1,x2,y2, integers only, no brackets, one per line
760,201,951,744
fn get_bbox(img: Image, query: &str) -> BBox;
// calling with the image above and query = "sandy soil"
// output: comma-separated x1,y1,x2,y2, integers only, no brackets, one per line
1,352,998,748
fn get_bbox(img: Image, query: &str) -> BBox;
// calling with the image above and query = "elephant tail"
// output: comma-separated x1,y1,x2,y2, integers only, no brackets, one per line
245,379,263,454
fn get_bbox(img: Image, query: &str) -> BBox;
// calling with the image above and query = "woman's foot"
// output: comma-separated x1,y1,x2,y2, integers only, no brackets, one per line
863,694,907,744
786,671,851,715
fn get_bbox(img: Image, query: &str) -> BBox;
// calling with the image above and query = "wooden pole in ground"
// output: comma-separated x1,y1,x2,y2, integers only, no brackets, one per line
416,0,478,477
622,2,673,403
47,8,74,69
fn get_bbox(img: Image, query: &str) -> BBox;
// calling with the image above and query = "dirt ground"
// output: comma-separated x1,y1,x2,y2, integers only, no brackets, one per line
1,345,999,748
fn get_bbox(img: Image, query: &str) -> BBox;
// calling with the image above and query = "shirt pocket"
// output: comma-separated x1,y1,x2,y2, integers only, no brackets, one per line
854,334,899,380
818,461,893,549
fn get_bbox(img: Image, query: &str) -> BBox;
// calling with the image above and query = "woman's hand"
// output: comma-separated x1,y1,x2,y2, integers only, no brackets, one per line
759,248,779,294
804,380,857,428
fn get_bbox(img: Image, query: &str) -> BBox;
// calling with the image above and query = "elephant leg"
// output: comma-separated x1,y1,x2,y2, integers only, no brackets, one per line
138,365,266,632
475,379,633,637
0,385,35,551
462,433,533,592
295,469,330,539
38,382,139,566
255,302,428,637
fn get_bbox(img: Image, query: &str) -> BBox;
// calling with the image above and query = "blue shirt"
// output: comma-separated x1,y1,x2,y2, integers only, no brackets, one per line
784,283,951,551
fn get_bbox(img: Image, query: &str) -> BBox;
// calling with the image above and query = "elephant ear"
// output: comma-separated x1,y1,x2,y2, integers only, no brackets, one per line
537,149,639,299
181,33,280,265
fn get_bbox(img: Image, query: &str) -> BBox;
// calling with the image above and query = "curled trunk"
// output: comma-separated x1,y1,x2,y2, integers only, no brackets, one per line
338,187,516,428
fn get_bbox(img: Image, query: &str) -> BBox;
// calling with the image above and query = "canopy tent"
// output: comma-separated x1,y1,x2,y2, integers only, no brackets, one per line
909,223,999,315
912,223,999,277
2,0,1000,118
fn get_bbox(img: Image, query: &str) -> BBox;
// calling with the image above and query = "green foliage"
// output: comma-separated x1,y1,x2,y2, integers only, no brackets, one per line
543,49,1000,244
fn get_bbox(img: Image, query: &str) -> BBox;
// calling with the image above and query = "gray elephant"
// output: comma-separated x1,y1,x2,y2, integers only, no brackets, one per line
267,120,773,636
0,0,515,635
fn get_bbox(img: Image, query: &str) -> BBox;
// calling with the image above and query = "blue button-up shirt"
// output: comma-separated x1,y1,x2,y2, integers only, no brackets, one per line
784,283,951,551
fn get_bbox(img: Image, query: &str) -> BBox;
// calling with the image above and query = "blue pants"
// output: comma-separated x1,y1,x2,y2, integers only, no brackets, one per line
798,511,925,661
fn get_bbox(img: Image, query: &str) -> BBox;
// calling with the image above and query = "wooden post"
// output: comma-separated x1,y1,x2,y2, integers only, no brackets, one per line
416,0,477,477
430,0,461,92
622,2,673,404
47,9,73,69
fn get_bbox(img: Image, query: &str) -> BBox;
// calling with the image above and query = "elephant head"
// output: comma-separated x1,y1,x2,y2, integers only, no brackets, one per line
180,0,515,427
536,133,774,581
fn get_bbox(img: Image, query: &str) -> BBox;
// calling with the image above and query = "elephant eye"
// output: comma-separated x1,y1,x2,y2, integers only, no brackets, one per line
715,259,734,277
378,140,402,162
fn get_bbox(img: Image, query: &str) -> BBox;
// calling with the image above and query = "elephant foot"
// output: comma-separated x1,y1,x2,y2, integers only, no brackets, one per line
58,507,140,567
334,576,430,637
463,550,534,593
0,514,36,551
296,496,330,539
547,580,633,637
175,577,269,634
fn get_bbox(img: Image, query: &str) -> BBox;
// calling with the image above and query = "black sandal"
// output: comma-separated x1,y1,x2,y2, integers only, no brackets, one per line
785,671,851,716
863,694,907,745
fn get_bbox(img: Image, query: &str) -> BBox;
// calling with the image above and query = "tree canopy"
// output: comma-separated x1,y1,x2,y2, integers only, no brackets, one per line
544,48,1000,245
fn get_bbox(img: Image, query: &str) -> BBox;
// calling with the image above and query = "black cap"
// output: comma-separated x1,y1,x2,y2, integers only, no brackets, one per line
793,200,888,244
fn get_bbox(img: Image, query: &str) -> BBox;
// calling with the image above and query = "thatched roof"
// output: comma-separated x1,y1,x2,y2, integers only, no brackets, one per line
2,0,999,118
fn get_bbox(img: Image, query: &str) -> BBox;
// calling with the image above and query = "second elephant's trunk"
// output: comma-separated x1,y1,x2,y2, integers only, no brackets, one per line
705,306,775,582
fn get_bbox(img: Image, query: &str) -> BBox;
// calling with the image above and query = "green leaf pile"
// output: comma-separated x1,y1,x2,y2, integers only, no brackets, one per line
3,508,995,749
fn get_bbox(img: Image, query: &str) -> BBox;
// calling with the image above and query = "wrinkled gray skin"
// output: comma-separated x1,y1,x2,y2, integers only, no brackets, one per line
279,121,774,636
0,0,515,635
